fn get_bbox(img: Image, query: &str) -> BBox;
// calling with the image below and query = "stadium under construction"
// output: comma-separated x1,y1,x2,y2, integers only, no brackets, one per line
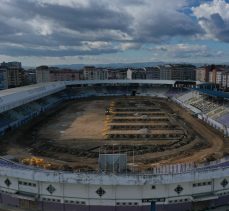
0,80,229,211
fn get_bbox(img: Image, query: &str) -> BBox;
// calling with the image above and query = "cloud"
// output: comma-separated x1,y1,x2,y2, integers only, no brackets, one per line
150,43,221,59
193,0,229,42
3,0,229,66
0,0,205,59
119,43,142,51
129,0,202,42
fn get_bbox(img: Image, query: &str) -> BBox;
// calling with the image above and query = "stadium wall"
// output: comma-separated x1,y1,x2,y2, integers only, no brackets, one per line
1,158,229,211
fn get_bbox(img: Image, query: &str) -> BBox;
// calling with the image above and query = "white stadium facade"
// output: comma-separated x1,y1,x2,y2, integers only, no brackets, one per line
0,80,229,211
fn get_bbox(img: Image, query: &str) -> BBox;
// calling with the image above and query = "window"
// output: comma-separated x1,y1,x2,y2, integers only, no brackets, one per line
193,181,211,187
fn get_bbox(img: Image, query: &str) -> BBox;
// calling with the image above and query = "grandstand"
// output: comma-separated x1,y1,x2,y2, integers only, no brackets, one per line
0,92,65,136
176,89,229,132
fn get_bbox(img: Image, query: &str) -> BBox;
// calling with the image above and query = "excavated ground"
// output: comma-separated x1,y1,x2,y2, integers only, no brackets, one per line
0,96,225,172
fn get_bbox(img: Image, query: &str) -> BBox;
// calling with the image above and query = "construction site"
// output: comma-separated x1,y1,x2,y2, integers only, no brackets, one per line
104,98,186,140
1,96,225,172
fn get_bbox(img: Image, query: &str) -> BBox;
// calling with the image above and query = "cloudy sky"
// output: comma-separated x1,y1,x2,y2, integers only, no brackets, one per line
1,0,229,66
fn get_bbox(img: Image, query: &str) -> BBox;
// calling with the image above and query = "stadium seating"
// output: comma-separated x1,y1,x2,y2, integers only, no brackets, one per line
0,92,66,136
176,90,229,131
176,91,194,102
2,85,229,136
217,114,229,127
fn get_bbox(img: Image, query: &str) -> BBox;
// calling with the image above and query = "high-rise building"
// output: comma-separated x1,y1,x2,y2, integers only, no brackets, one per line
36,66,52,83
0,67,8,90
0,61,23,88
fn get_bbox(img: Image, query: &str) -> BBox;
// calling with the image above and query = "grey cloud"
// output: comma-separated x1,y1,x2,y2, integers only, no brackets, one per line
198,14,229,42
7,0,132,33
151,44,218,59
135,12,202,43
0,44,119,57
210,13,225,27
193,0,229,43
0,0,204,57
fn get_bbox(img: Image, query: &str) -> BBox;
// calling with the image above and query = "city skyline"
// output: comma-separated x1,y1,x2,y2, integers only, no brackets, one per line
1,0,229,66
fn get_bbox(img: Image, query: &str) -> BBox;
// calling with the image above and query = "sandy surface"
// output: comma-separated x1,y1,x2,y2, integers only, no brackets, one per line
166,99,224,163
38,100,109,141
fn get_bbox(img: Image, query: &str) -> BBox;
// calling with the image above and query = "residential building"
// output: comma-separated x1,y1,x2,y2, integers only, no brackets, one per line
145,67,160,79
0,67,8,90
208,66,229,88
83,66,108,80
36,66,81,83
159,64,196,81
23,69,37,85
0,61,23,88
49,69,81,81
107,68,127,80
196,67,207,82
221,71,229,89
159,65,172,80
127,68,146,80
36,66,52,83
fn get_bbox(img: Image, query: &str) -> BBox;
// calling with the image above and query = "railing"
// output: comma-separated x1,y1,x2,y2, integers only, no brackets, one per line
1,156,229,177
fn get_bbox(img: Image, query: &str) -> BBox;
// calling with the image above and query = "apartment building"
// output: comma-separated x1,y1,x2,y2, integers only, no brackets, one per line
0,61,23,88
36,66,81,83
83,66,108,80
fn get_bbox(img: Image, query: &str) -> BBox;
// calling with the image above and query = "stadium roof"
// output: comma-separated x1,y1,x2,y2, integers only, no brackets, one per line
0,79,189,113
193,88,229,99
65,79,177,86
0,82,65,113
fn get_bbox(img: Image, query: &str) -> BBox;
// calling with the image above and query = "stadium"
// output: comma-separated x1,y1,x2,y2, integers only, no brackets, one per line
0,80,229,211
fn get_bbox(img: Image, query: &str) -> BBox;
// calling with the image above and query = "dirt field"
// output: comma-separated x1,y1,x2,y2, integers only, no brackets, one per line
1,97,225,172
38,100,108,141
